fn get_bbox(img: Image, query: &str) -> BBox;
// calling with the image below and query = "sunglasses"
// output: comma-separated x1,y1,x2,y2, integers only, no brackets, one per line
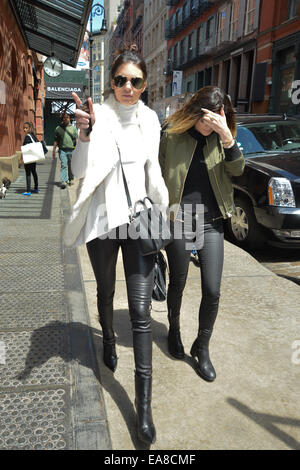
113,75,145,90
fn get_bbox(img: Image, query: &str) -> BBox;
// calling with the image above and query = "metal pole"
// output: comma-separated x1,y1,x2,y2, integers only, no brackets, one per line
89,13,93,100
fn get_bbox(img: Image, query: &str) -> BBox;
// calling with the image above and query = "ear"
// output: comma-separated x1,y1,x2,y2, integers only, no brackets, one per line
220,106,225,117
141,81,147,93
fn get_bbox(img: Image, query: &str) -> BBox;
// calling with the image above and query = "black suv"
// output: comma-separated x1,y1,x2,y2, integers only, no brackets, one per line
226,114,300,250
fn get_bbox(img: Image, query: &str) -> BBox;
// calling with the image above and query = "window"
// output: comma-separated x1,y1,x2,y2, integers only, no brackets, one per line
230,0,239,41
206,17,214,45
287,0,300,18
245,0,256,34
197,23,204,54
217,8,226,44
188,32,193,60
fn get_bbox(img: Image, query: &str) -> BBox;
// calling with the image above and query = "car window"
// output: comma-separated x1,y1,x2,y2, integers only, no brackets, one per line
236,121,300,155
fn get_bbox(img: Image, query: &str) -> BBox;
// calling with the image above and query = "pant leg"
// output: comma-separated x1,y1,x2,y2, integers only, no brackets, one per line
31,163,38,190
121,237,155,378
24,164,32,192
59,150,68,183
66,151,74,181
86,237,119,339
196,220,224,331
165,222,191,316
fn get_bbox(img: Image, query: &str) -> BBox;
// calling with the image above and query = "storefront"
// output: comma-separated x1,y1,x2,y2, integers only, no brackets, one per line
269,32,300,115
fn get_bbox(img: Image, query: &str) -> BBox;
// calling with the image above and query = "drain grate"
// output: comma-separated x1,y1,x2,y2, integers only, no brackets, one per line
0,328,72,389
0,389,70,450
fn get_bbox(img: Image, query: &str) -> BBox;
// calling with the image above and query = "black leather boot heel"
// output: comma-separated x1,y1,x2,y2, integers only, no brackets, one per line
135,375,156,445
103,337,118,372
190,329,216,382
167,313,185,359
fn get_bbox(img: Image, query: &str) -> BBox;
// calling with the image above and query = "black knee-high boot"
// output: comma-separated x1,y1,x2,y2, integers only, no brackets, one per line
99,303,117,373
167,310,185,359
135,374,156,445
190,329,216,382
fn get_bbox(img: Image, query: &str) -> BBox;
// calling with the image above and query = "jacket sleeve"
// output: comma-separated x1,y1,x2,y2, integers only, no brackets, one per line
145,116,169,209
71,139,90,178
224,143,245,177
158,131,168,177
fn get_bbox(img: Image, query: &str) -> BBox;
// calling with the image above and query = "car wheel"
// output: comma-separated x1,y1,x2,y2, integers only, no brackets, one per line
226,196,267,250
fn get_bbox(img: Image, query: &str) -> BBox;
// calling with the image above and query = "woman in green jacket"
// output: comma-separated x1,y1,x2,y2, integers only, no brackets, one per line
159,86,245,382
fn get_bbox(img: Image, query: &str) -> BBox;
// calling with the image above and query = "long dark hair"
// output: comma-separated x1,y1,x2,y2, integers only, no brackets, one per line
165,86,236,136
24,121,36,135
110,43,147,81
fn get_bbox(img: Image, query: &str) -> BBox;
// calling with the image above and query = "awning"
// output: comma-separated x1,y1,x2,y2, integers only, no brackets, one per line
9,0,93,67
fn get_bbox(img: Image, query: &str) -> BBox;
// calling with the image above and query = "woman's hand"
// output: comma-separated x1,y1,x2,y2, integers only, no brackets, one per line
72,92,95,142
201,107,233,145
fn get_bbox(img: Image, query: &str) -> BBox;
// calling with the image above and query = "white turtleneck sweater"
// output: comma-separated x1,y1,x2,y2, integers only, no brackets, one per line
68,94,165,246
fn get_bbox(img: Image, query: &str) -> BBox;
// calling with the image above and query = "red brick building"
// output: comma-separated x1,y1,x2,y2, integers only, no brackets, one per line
111,0,144,55
256,0,300,114
0,0,44,181
164,0,300,116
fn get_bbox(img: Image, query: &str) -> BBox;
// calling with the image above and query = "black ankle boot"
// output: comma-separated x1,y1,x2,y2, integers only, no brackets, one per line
103,337,118,372
190,329,216,382
135,374,156,445
168,314,185,359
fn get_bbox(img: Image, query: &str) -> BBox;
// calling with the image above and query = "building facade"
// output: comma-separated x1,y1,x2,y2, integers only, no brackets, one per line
0,0,45,181
164,0,300,117
103,0,122,96
144,0,168,121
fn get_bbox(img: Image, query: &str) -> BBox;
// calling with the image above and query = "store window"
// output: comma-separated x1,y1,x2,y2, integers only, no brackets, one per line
279,48,296,112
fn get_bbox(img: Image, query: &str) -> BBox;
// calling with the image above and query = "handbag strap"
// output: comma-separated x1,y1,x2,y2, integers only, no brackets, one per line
115,141,134,221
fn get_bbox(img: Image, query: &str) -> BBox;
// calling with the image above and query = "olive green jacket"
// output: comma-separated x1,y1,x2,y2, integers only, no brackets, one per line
159,130,245,220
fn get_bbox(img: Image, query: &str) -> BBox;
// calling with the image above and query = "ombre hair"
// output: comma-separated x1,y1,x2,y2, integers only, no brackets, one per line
164,86,236,136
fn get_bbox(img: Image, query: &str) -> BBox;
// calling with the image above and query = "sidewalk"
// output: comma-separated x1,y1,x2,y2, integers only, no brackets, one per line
1,156,300,450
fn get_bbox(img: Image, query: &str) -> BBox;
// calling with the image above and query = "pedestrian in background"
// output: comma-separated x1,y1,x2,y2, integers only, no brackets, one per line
159,86,245,382
52,112,78,189
22,121,39,196
64,44,169,445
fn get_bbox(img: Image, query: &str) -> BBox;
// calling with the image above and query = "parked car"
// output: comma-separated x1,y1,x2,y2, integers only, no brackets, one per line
225,114,300,250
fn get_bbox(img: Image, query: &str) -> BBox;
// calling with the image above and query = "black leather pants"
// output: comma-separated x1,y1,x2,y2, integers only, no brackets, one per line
86,226,155,378
165,217,224,332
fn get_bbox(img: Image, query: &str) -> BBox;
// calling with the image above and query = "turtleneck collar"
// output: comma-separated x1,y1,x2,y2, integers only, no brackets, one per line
112,94,139,125
188,126,207,142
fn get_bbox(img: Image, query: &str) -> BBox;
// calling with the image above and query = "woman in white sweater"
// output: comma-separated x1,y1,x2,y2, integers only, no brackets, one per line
64,45,169,445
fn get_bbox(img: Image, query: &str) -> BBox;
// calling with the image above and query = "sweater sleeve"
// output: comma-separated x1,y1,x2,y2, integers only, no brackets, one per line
71,139,90,178
224,142,245,177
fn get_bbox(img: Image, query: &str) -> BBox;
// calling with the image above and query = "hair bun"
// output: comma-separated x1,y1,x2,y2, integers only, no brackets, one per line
113,43,139,56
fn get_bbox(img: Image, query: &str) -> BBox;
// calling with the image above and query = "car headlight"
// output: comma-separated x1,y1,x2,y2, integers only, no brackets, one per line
268,177,296,207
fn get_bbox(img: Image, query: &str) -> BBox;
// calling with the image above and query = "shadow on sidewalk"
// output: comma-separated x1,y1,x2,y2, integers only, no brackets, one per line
15,319,159,450
227,398,300,450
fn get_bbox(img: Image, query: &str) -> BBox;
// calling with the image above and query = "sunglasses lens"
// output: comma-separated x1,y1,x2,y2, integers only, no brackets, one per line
113,75,145,89
131,77,144,89
114,76,127,88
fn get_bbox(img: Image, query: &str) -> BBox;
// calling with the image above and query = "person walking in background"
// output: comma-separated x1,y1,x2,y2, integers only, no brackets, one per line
52,112,78,189
63,45,169,445
22,122,39,196
159,86,245,382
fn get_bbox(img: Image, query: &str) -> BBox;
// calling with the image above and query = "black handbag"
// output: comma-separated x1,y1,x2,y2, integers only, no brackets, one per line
116,142,171,256
152,251,167,302
41,140,48,155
